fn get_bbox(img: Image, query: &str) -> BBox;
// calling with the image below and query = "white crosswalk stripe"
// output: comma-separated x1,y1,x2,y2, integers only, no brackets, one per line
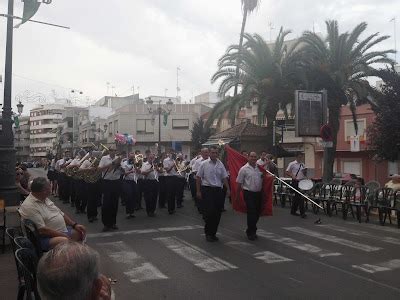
352,259,400,274
257,229,342,257
99,241,168,283
320,224,400,246
154,236,238,272
225,240,293,264
283,227,382,252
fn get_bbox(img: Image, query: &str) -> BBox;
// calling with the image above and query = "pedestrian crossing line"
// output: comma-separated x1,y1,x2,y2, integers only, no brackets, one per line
257,229,342,258
320,224,400,246
154,236,238,272
88,225,203,238
98,241,168,283
352,259,400,274
283,227,382,252
225,240,293,264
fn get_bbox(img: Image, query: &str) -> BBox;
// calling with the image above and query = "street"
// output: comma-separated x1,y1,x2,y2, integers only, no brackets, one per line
27,166,397,299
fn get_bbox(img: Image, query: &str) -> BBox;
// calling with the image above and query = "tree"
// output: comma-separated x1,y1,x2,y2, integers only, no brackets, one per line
368,68,400,161
190,118,213,154
234,0,262,96
296,20,394,181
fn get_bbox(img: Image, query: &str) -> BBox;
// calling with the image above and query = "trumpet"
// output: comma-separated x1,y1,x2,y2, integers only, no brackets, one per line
83,149,109,183
174,157,190,175
134,154,144,168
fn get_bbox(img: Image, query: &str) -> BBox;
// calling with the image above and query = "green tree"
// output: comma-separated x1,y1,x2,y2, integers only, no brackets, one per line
296,20,394,181
190,118,213,154
368,68,400,161
234,0,262,96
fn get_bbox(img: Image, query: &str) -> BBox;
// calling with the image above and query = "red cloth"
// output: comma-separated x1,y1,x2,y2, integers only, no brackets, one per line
225,145,273,216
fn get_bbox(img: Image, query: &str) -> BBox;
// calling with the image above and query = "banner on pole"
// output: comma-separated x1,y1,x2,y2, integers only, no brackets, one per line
350,135,360,152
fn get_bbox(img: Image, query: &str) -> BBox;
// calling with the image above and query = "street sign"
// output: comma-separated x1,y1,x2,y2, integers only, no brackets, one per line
350,135,360,152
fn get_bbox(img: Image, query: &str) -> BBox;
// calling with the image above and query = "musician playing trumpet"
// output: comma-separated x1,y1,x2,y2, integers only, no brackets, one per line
67,150,87,214
121,152,137,219
140,153,158,217
163,149,179,214
285,152,307,219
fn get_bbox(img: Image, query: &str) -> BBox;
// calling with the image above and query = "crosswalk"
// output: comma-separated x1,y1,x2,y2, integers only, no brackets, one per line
93,223,400,285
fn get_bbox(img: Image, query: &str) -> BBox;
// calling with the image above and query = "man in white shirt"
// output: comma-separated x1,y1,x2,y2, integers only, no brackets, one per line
67,150,87,213
256,151,268,169
141,153,158,217
285,152,307,218
196,146,230,242
191,149,209,212
163,149,179,214
121,152,137,219
189,152,201,200
236,152,263,241
98,148,122,232
19,177,86,250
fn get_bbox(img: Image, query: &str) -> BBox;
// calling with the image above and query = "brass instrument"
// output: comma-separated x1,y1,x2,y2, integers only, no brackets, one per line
65,152,90,177
134,154,144,168
84,144,110,183
174,157,190,175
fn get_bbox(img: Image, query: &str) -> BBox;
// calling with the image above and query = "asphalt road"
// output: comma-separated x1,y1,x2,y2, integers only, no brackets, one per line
30,168,400,299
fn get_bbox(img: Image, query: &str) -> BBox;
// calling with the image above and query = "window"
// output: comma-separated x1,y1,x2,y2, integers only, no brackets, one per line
388,161,399,176
342,160,362,176
114,120,119,134
108,122,112,136
172,119,189,129
136,119,154,134
344,119,366,141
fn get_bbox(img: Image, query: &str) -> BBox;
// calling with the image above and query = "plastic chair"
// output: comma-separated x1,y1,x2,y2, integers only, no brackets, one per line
15,248,41,300
366,188,394,225
22,219,43,258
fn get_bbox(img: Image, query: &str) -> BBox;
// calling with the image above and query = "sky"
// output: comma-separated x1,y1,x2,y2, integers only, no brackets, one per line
0,0,399,114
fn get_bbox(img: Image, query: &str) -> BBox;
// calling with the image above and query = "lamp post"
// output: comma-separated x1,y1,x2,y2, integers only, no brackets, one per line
146,98,173,156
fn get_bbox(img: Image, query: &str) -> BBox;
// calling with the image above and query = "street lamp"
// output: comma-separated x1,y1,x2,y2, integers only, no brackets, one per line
146,98,174,156
16,101,23,115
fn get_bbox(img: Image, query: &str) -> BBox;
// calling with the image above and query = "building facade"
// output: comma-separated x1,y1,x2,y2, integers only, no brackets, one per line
14,116,30,162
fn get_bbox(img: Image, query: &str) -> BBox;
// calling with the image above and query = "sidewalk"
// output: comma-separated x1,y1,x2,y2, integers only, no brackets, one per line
0,246,19,299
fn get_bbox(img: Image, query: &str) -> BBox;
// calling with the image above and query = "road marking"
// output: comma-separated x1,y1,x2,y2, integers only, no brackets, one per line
154,236,238,272
257,229,342,257
225,240,293,264
99,241,168,283
88,225,203,238
283,227,382,252
320,224,400,246
352,259,400,274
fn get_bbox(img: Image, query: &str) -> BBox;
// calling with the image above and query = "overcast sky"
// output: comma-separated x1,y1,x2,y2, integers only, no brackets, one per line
0,0,399,114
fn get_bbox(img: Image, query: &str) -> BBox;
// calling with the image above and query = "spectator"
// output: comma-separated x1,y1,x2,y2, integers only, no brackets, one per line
385,174,400,192
19,164,31,192
16,167,30,201
19,177,86,250
37,241,112,300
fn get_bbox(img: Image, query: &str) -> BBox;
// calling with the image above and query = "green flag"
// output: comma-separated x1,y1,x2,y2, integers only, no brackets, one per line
163,113,168,126
14,115,20,128
15,0,41,28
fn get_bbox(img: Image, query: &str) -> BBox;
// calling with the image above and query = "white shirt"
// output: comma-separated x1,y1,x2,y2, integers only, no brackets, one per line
55,158,71,173
192,157,205,173
19,194,67,233
121,159,136,181
141,161,157,180
197,158,228,188
236,163,263,192
286,160,306,180
68,158,81,167
256,158,267,169
163,157,178,176
79,159,91,170
99,155,121,180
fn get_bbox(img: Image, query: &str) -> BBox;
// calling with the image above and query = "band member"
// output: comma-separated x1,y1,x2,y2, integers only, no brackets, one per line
191,148,209,212
134,150,144,210
196,146,230,242
121,152,137,219
163,149,178,214
236,152,263,241
189,152,201,200
85,152,102,223
67,150,87,213
141,153,158,217
256,151,268,169
157,152,167,208
98,148,122,232
175,153,186,208
76,152,91,216
286,152,307,218
55,151,72,204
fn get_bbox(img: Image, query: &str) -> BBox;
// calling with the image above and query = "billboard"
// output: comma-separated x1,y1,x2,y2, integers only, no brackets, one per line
295,90,327,137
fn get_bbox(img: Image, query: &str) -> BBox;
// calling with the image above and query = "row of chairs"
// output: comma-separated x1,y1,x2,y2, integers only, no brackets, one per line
274,182,400,226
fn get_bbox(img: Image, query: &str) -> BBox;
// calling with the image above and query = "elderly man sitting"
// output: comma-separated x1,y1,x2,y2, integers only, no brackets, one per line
19,177,86,250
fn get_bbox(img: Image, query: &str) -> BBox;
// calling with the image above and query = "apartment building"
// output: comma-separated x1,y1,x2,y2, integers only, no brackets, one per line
14,116,30,162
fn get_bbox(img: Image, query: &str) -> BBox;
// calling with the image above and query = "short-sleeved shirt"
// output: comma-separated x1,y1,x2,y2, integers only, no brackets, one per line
236,163,263,192
121,160,136,181
192,157,205,173
19,194,67,233
141,161,157,180
68,158,81,167
286,160,306,180
196,158,228,188
55,158,71,173
99,155,121,180
256,159,267,169
79,160,91,170
163,157,178,176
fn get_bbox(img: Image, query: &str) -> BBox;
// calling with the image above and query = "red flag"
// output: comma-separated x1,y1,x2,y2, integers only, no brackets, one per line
225,145,273,216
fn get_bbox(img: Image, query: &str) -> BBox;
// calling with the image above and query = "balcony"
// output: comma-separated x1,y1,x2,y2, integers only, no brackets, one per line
30,142,54,148
31,152,48,157
30,114,63,122
30,133,57,139
30,123,58,130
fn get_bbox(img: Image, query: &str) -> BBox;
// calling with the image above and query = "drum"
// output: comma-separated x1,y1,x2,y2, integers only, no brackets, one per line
298,179,314,191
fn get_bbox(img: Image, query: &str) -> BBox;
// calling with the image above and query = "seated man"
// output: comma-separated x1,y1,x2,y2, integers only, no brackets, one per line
37,241,112,300
19,177,86,250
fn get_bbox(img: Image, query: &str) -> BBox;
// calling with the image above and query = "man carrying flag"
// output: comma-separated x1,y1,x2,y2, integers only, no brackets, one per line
236,152,263,241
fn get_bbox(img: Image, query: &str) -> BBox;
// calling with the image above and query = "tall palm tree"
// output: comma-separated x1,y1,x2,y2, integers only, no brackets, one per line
296,20,394,181
234,0,262,96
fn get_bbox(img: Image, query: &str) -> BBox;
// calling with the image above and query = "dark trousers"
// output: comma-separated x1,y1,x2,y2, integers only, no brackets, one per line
291,181,305,215
76,179,88,212
122,180,136,214
200,186,225,236
59,173,70,203
158,176,167,207
144,180,158,214
135,179,144,209
243,190,262,235
165,176,178,212
101,179,121,227
189,173,196,199
176,177,186,206
87,181,101,219
71,178,79,206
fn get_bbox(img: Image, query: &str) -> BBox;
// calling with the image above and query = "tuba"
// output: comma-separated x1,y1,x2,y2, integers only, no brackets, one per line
84,144,109,183
65,152,90,178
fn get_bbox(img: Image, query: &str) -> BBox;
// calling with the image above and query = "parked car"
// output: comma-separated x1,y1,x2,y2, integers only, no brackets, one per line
22,162,33,168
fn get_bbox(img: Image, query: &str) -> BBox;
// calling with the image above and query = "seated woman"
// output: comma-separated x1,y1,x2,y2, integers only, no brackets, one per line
16,167,30,202
385,174,400,192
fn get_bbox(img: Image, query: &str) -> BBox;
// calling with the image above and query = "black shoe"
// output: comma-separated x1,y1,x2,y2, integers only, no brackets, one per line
88,217,95,223
211,235,219,242
75,209,80,214
102,226,112,232
291,212,300,216
206,235,215,242
71,203,75,207
177,204,183,208
126,214,135,219
111,224,119,230
159,205,166,209
301,214,307,219
62,200,69,204
93,217,98,221
147,212,156,217
247,234,256,241
168,210,175,215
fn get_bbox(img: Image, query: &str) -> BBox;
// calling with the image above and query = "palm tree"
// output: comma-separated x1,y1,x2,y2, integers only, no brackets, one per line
190,118,214,153
296,20,394,181
234,0,262,96
210,29,302,133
